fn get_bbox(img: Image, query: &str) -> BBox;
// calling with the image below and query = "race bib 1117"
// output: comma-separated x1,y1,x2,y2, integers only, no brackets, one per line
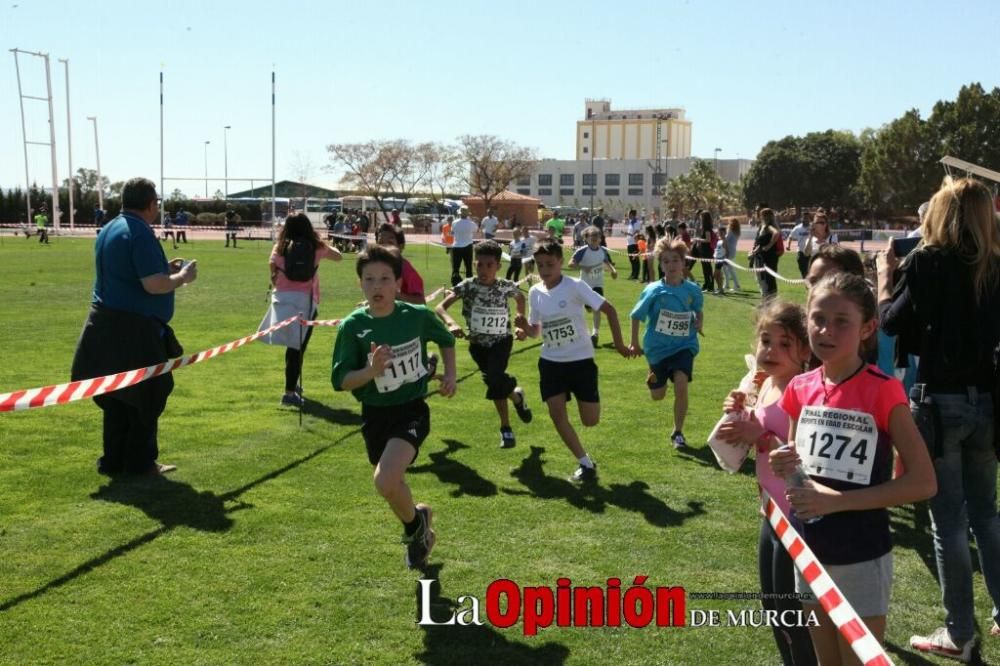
370,337,426,394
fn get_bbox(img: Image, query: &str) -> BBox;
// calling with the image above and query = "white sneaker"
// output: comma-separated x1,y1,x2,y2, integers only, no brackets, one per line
910,627,974,662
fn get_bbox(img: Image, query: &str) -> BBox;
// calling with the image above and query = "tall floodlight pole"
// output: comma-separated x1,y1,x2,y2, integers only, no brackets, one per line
59,58,74,230
204,140,211,198
11,49,33,224
271,70,276,223
42,53,60,231
160,69,164,201
87,116,104,211
224,125,231,200
589,116,595,212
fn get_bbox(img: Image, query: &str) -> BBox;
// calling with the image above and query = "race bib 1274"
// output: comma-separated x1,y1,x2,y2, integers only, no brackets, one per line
794,406,877,485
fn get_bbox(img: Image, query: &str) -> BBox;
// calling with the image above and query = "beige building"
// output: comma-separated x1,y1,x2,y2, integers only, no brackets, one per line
515,158,754,216
576,99,692,161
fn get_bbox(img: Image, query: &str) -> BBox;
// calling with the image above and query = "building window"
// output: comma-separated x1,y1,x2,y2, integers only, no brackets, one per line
627,188,643,196
538,188,552,196
604,188,619,196
582,146,589,154
652,173,667,187
582,173,596,186
538,174,552,186
516,175,530,186
628,173,644,186
582,188,595,196
583,131,589,139
560,188,574,196
560,174,574,186
516,188,531,196
604,173,620,186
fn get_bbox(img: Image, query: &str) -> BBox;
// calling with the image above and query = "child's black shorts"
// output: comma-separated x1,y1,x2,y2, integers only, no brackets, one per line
647,349,695,389
538,357,600,403
361,398,430,465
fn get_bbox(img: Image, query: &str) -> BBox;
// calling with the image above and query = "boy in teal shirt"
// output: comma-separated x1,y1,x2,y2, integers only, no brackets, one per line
332,245,457,569
629,237,704,450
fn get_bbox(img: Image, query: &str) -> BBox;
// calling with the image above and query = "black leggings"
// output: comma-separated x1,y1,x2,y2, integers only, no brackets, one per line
284,314,315,392
758,520,817,666
506,258,522,282
700,260,715,291
451,245,473,286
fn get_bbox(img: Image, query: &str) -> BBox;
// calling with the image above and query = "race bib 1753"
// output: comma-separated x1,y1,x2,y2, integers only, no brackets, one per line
542,317,580,348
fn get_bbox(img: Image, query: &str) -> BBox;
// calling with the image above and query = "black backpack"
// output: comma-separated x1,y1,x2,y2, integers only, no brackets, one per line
282,240,316,282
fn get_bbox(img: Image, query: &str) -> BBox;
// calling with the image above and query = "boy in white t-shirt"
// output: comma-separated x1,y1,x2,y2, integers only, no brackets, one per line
514,239,634,483
568,225,618,347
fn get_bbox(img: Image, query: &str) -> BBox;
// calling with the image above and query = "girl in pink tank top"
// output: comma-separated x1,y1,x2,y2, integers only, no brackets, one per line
717,301,814,665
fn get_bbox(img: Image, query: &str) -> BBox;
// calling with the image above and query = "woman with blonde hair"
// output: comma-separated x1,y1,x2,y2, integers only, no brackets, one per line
880,177,1000,661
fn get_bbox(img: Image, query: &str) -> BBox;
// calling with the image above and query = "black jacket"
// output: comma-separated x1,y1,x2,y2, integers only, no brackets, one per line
880,247,1000,390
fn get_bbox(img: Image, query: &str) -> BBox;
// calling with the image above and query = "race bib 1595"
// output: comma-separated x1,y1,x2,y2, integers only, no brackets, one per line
655,309,692,337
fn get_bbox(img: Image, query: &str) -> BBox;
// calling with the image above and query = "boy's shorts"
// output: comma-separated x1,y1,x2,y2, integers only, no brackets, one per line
647,349,695,389
584,286,604,312
361,398,430,465
795,552,892,618
539,357,599,403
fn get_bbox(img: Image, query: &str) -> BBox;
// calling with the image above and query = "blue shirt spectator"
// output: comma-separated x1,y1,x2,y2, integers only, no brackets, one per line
93,212,174,322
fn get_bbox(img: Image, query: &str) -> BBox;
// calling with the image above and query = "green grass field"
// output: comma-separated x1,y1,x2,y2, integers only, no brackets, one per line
0,235,995,665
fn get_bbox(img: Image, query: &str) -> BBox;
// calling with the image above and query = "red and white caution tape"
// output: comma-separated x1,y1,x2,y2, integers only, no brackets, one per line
608,248,807,285
299,317,342,327
0,314,301,413
764,494,893,666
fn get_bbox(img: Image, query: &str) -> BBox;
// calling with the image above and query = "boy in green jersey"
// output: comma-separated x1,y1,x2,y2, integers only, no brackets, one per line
332,245,457,569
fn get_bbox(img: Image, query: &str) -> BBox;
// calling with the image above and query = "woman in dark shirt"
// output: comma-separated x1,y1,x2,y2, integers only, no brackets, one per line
879,177,1000,658
748,208,780,300
690,211,719,292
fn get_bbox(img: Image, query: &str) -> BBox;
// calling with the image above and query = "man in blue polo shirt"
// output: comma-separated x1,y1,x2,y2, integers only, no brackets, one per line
71,177,198,477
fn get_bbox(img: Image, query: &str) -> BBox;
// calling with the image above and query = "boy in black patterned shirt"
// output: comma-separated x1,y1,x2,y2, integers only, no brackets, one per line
436,240,533,448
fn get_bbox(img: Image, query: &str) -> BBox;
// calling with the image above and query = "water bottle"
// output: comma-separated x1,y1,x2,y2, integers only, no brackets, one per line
781,446,822,524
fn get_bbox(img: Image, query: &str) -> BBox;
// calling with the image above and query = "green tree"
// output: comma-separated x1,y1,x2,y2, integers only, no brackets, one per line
741,131,861,210
929,83,1000,175
454,134,537,215
856,110,939,212
664,159,741,216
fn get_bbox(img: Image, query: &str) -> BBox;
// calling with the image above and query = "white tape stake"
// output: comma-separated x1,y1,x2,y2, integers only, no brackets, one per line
763,493,894,666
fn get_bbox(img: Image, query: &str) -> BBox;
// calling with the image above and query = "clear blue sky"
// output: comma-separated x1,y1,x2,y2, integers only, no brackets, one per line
2,0,998,196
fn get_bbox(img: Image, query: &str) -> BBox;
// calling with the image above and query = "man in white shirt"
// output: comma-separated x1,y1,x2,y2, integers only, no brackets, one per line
624,210,643,280
450,208,479,286
788,216,811,277
480,209,499,240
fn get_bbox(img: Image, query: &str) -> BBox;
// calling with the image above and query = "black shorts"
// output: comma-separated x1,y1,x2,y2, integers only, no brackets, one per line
469,337,517,400
647,350,695,389
539,357,599,403
360,398,430,465
584,286,603,311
